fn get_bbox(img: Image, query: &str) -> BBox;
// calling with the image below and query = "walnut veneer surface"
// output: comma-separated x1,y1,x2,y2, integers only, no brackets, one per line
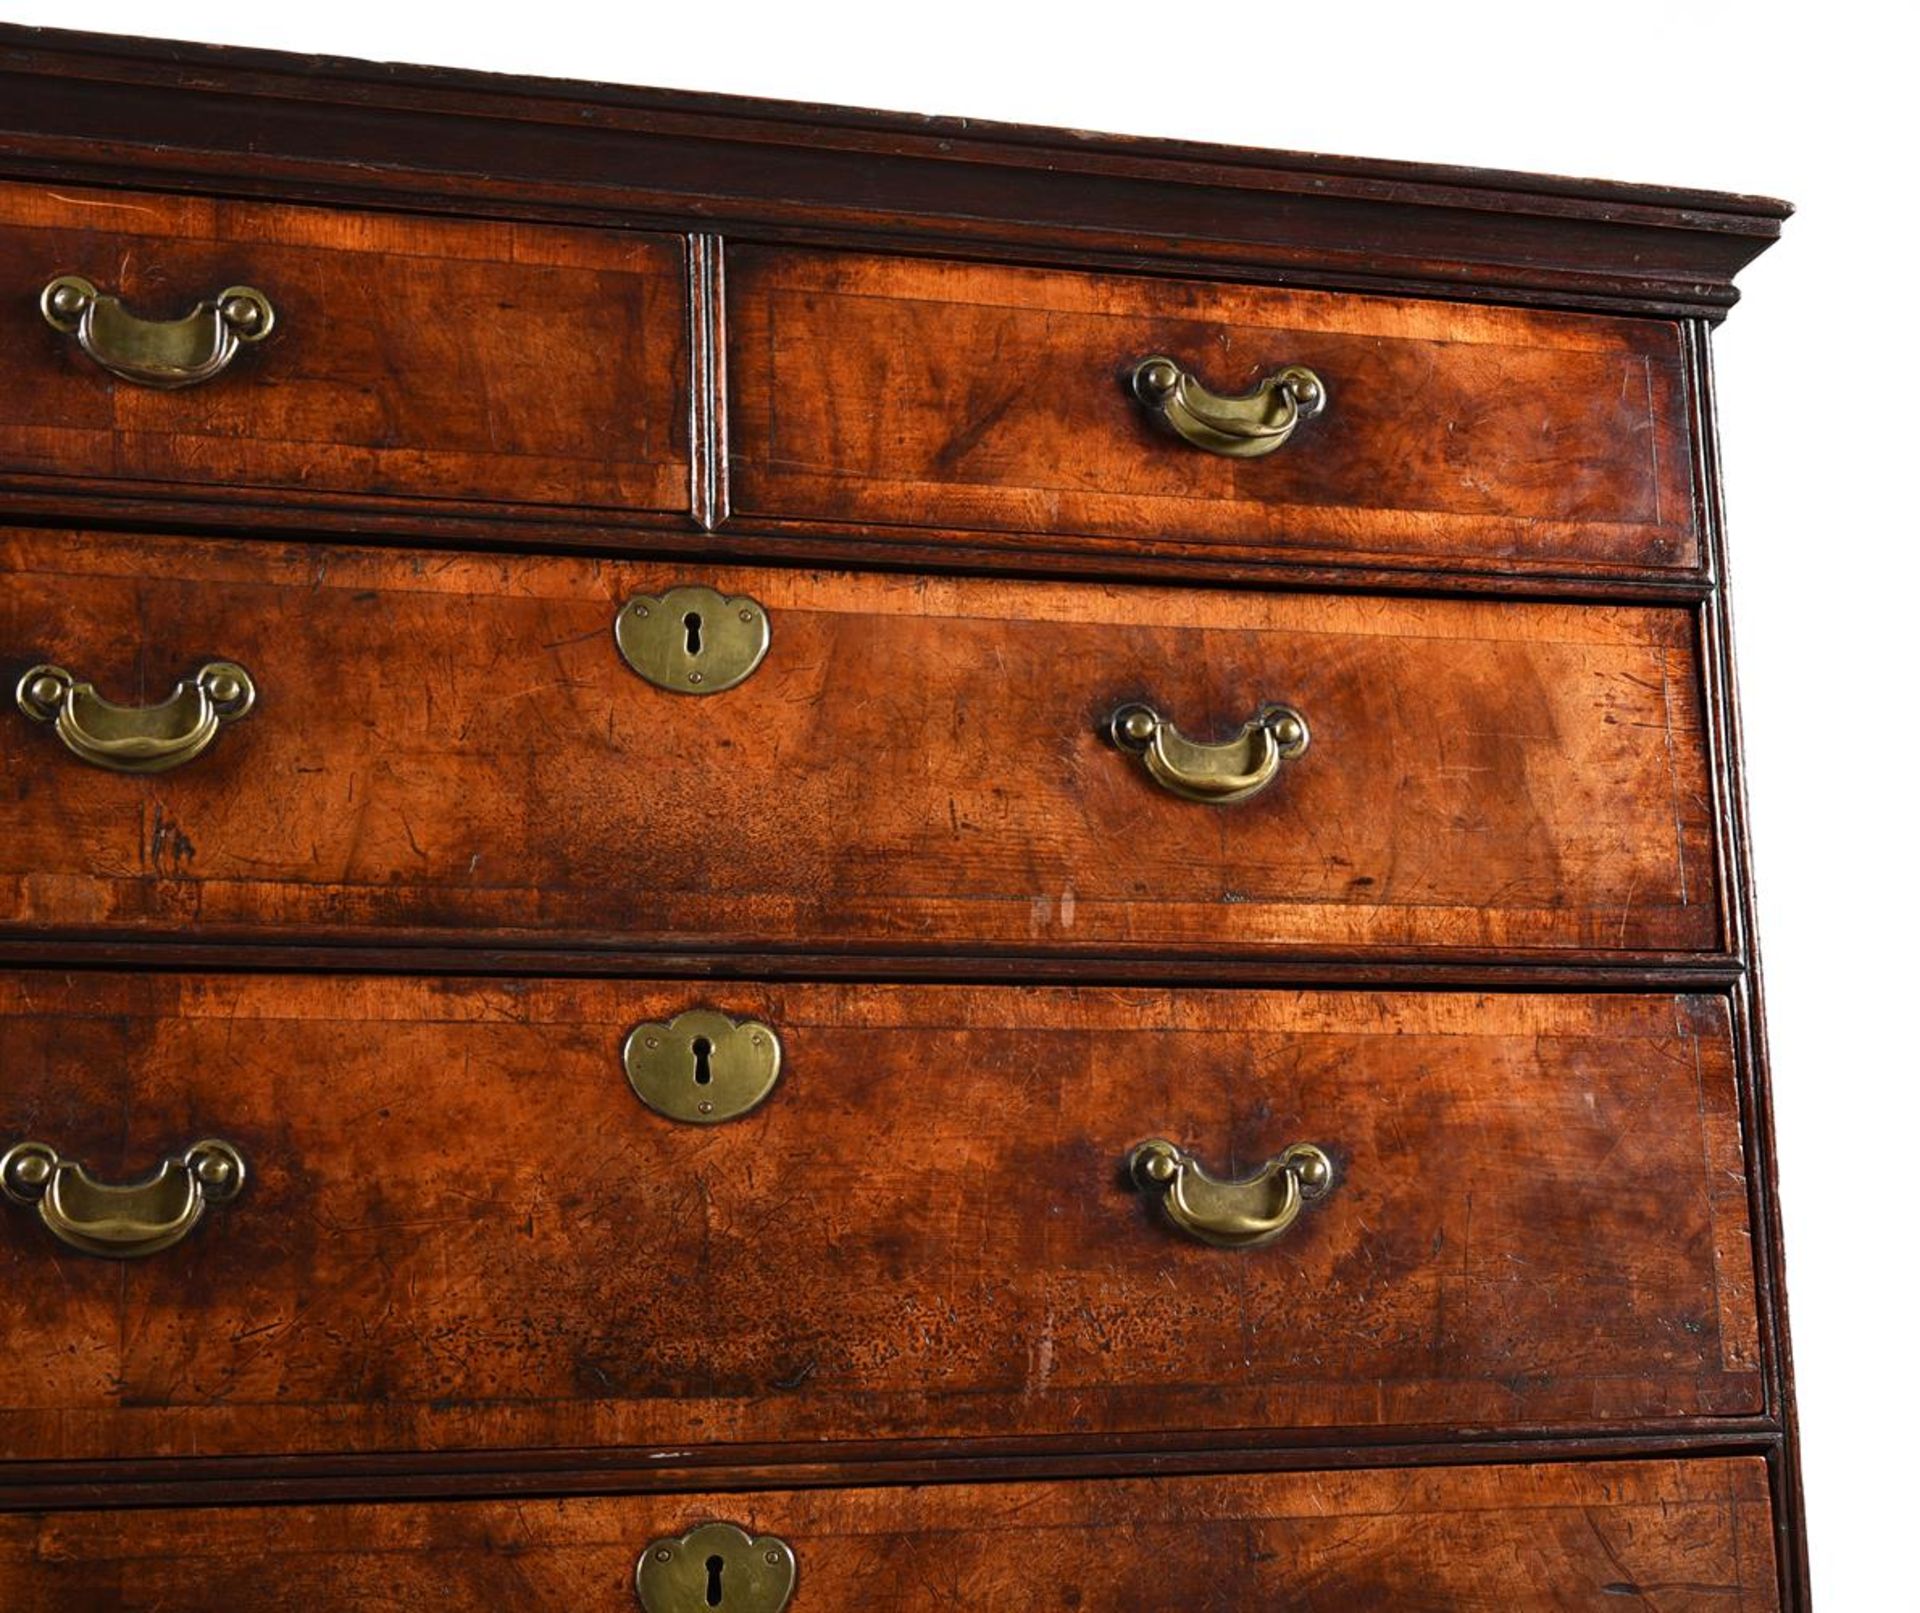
0,1461,1780,1610
0,22,1800,1610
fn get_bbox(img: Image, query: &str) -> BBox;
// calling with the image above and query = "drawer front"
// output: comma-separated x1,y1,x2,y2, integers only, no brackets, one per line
728,248,1699,575
0,182,687,518
0,1461,1779,1609
2,532,1718,958
0,977,1759,1462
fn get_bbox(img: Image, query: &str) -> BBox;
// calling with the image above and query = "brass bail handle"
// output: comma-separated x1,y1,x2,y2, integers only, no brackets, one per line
16,660,255,774
1110,701,1308,805
41,275,275,389
1,1139,246,1259
1131,355,1327,458
1129,1138,1334,1250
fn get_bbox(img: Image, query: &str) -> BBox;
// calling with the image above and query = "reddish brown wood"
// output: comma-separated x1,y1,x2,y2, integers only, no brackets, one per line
729,249,1700,575
0,936,1749,988
0,181,687,518
1,530,1719,959
0,27,1805,1603
0,975,1758,1463
0,1459,1780,1609
0,1430,1788,1515
688,233,726,530
0,25,1787,322
0,476,1725,598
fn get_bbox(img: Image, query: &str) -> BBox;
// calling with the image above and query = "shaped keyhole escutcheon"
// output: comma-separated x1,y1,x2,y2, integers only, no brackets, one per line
636,1523,796,1613
623,1010,783,1124
615,585,770,694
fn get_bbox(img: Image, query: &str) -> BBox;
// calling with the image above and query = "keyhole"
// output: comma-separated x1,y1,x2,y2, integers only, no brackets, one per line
683,611,704,656
691,1036,714,1086
705,1553,725,1606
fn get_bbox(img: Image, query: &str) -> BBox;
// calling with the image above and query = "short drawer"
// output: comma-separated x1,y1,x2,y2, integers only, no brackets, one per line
0,1461,1779,1608
0,977,1759,1463
0,182,687,520
727,248,1701,576
2,531,1719,959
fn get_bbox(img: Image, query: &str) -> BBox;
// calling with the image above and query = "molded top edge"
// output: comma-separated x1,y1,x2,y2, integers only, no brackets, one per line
0,22,1790,316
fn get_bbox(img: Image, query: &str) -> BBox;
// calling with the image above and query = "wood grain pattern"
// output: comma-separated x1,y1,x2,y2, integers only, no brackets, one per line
1,530,1719,958
728,249,1699,574
0,975,1759,1462
0,1459,1780,1610
0,26,1806,1601
0,181,687,517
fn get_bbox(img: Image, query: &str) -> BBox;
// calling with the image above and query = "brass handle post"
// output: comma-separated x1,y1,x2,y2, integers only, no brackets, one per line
1128,1138,1333,1249
16,661,255,773
1131,355,1326,457
2,1139,246,1259
1110,701,1308,805
42,276,275,389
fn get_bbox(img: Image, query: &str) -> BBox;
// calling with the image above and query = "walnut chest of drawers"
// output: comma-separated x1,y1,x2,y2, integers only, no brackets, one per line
0,24,1803,1610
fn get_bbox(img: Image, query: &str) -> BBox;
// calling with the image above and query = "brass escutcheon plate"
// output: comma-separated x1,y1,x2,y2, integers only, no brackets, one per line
623,1009,784,1124
614,585,771,694
635,1521,796,1612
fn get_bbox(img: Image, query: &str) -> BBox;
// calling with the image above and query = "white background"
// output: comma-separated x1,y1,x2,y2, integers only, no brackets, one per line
7,0,1914,1600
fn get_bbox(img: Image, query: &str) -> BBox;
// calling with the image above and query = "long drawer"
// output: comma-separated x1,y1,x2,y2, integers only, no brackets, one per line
727,247,1701,575
0,976,1759,1463
2,531,1719,958
0,181,687,520
0,1461,1780,1609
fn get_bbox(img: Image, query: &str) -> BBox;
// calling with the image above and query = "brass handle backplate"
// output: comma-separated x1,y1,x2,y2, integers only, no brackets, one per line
41,275,275,389
636,1521,796,1613
624,1009,784,1125
1128,1138,1333,1249
615,585,771,694
16,661,255,773
1110,701,1308,805
1131,355,1326,457
1,1139,246,1259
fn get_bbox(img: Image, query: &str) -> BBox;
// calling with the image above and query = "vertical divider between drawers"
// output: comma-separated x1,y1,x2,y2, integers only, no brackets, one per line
687,232,729,532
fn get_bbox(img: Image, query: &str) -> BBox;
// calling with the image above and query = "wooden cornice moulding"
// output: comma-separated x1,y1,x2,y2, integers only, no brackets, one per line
0,23,1788,318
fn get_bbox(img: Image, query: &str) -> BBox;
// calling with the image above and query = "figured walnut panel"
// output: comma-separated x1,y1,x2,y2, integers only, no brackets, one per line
0,976,1759,1461
0,181,687,516
728,248,1699,573
0,531,1719,958
0,1460,1779,1609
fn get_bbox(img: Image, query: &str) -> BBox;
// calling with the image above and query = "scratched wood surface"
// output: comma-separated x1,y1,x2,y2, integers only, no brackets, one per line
0,1459,1779,1609
0,975,1759,1461
727,248,1700,574
0,181,687,517
1,530,1718,958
